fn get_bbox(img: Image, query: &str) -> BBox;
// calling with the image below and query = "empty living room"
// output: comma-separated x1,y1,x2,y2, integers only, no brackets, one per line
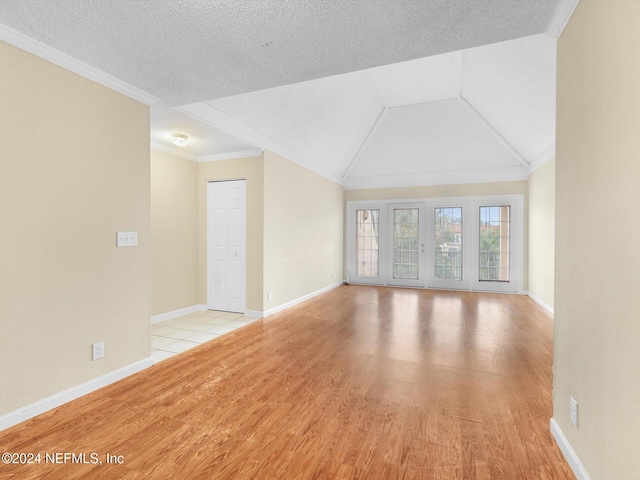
1,1,637,479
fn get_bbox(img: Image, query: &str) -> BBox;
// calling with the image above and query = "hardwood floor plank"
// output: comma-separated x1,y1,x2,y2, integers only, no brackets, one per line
0,286,574,479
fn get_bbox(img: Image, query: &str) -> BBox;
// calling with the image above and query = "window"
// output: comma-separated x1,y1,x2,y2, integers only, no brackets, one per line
479,205,510,281
434,207,462,280
355,209,380,276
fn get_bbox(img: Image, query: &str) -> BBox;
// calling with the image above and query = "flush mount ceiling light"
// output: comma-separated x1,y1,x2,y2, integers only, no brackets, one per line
171,133,188,147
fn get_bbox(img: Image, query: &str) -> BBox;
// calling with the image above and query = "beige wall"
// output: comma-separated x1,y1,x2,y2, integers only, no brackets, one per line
198,156,264,312
555,2,640,478
263,151,344,311
151,149,198,315
0,42,150,416
528,157,555,309
345,180,529,289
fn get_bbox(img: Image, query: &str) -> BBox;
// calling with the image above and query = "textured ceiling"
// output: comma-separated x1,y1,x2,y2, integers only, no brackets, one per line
0,0,557,105
0,1,566,187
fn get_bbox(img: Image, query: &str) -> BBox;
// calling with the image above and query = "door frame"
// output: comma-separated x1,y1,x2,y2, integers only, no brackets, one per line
206,179,247,312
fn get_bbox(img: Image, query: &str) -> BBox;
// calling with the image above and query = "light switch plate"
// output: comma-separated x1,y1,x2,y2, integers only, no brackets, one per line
117,231,138,247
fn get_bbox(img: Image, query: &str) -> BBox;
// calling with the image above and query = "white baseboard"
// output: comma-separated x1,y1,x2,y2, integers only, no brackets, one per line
244,310,263,318
550,417,592,480
151,304,207,324
0,357,154,432
262,281,343,318
528,291,554,315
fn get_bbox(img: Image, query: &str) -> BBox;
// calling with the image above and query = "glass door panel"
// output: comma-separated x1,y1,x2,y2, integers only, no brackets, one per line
355,209,380,278
387,203,426,287
427,205,469,290
434,207,462,281
392,208,419,280
479,205,510,282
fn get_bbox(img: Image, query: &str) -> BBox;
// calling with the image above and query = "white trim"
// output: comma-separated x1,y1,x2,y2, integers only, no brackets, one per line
244,310,264,318
459,96,529,167
344,165,529,190
199,148,264,163
263,282,343,318
0,357,153,432
0,24,159,105
150,142,199,162
528,291,554,315
550,418,592,480
180,103,345,185
528,142,555,174
151,304,203,324
546,0,580,38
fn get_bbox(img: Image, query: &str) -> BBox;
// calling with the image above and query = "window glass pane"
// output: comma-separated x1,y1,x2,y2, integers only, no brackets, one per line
479,205,510,281
434,207,462,280
356,209,379,276
393,208,419,279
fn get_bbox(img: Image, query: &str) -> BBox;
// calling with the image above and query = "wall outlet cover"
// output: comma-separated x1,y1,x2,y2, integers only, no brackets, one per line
92,341,105,360
570,396,578,427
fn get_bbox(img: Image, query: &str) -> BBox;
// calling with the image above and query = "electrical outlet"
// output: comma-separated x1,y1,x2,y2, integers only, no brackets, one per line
570,396,578,427
268,291,273,301
92,341,104,361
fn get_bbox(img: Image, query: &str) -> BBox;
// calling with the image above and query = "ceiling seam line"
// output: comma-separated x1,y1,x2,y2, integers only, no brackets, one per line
342,106,387,179
458,95,530,167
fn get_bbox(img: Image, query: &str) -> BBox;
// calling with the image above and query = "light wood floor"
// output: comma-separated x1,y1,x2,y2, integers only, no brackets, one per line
0,286,574,479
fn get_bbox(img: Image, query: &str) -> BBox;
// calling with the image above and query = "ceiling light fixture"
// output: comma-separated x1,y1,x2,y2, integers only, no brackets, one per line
171,133,188,147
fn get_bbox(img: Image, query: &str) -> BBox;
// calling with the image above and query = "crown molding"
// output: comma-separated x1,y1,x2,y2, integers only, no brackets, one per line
0,23,159,105
344,165,529,190
150,142,199,162
546,0,580,38
199,148,264,163
180,103,344,185
528,142,555,174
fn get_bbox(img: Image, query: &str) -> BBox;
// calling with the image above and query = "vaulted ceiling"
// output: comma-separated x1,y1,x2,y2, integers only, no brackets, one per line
0,1,575,188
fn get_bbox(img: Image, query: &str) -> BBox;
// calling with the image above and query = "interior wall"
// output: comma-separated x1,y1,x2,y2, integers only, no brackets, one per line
555,2,640,478
528,157,555,310
344,180,529,289
151,149,199,316
0,42,151,416
198,156,264,312
263,150,344,311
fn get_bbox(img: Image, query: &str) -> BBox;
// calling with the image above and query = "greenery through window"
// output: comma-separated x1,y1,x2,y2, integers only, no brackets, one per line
479,206,510,281
393,208,419,279
434,207,462,280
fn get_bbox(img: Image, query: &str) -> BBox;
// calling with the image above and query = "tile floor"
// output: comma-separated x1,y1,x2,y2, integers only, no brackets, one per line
151,310,261,363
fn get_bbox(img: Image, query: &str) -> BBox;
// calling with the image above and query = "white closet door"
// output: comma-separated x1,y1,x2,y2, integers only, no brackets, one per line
207,180,246,312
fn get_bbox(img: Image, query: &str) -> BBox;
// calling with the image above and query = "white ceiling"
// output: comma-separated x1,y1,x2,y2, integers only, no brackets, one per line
0,0,572,187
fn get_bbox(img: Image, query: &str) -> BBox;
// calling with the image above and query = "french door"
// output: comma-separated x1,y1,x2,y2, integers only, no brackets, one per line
347,195,523,293
387,203,426,287
426,204,470,290
348,202,426,287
